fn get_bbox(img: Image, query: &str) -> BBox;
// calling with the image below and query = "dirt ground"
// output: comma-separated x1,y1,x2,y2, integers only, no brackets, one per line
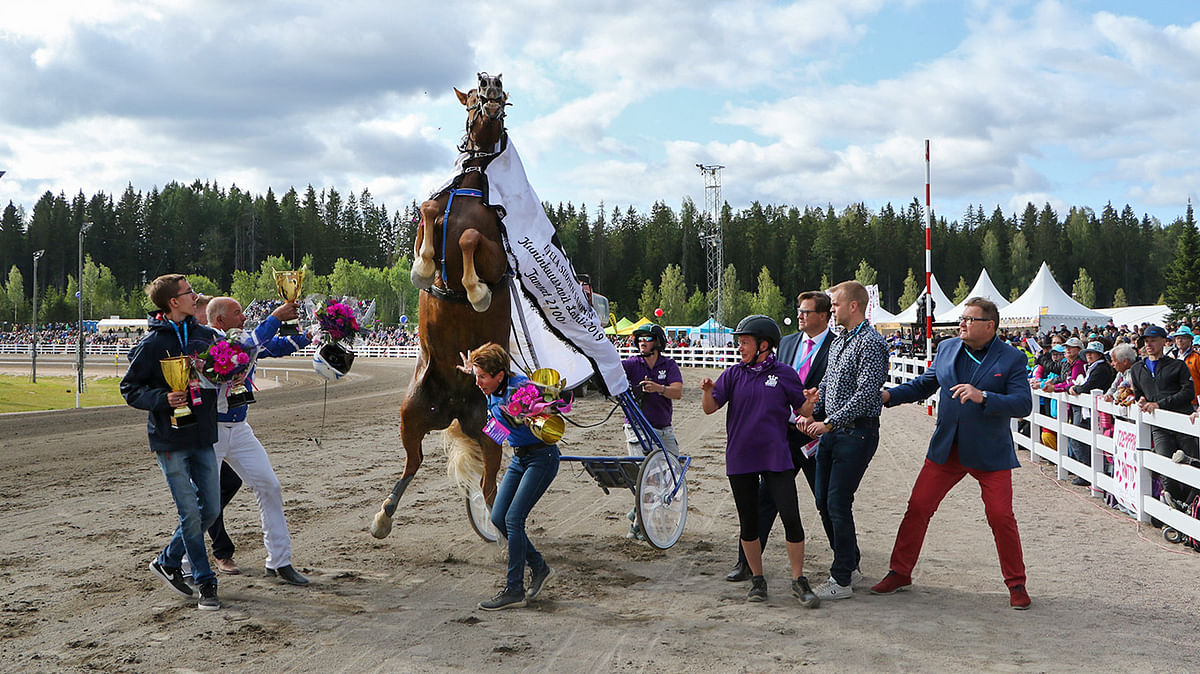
1,356,1197,673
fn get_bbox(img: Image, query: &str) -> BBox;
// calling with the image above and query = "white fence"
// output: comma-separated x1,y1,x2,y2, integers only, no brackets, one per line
889,356,1200,544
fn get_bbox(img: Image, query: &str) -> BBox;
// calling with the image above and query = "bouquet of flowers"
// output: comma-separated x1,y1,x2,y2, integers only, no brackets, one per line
503,369,573,444
307,295,375,346
191,332,256,407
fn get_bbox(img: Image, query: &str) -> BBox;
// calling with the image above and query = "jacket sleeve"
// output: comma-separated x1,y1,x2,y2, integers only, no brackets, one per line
120,342,170,411
1159,363,1196,410
885,366,939,405
984,352,1033,418
886,347,943,405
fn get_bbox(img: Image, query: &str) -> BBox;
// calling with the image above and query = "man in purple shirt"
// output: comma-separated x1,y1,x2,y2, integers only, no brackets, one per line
701,315,819,607
622,323,683,538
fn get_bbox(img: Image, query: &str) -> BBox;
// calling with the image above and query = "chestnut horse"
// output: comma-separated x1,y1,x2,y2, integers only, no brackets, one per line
371,73,512,539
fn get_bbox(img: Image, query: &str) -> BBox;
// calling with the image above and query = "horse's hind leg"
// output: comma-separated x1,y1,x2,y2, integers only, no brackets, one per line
370,394,433,539
410,199,440,290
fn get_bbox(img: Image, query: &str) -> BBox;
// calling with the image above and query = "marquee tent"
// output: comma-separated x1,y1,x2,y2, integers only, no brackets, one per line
947,269,1010,321
999,262,1110,331
890,274,955,325
687,317,732,346
1098,305,1171,329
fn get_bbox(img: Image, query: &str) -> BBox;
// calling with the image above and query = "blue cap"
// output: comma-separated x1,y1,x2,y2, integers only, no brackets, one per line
1142,325,1169,339
1170,326,1194,339
1052,344,1067,353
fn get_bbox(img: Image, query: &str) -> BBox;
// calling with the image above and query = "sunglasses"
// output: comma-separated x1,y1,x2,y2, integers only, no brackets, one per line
637,336,656,342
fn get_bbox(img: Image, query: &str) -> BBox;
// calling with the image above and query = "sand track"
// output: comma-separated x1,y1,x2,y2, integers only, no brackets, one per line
1,358,1197,672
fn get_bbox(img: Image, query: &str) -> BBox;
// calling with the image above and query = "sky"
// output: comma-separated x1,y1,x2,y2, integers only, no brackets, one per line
1,0,1198,230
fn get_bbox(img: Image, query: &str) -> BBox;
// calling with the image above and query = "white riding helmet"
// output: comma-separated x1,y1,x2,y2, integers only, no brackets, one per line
312,342,354,381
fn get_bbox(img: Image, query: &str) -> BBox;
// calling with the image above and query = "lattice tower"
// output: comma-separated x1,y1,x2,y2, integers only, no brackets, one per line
697,164,725,323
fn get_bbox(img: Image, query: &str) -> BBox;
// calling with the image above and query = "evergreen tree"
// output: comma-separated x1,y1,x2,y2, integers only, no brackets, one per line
658,264,687,324
1164,207,1200,320
1072,268,1096,308
7,266,25,322
1111,288,1128,308
854,259,877,287
952,276,970,304
1009,231,1033,289
750,266,787,322
899,268,921,310
637,278,657,320
685,288,708,326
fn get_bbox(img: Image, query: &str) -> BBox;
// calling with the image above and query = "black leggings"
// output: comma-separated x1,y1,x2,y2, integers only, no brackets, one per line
729,471,805,543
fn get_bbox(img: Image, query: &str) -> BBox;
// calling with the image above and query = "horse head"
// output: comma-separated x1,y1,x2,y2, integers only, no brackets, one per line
454,72,508,153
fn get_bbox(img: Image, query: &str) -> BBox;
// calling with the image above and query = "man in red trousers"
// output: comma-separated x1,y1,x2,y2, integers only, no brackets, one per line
873,297,1034,610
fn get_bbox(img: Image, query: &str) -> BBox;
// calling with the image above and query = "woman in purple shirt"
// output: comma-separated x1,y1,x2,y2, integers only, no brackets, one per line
701,315,819,607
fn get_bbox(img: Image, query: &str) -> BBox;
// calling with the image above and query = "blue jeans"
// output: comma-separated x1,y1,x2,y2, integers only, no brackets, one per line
491,445,560,593
815,427,878,586
155,446,221,586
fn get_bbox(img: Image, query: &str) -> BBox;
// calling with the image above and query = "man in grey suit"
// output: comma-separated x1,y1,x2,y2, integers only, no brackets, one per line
726,291,834,582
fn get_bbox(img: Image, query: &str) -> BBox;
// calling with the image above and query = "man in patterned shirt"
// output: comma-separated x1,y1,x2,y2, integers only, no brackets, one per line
801,280,889,601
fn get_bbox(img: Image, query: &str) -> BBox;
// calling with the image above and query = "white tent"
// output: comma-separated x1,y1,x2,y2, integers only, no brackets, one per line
891,274,956,324
999,262,1110,331
947,269,1010,321
1098,305,1170,329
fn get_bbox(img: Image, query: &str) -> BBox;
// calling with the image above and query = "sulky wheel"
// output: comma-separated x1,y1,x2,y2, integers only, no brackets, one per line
465,485,499,543
1162,527,1183,544
635,450,687,549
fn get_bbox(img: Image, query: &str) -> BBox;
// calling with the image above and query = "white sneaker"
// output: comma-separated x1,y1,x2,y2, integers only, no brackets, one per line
851,568,864,586
814,578,853,600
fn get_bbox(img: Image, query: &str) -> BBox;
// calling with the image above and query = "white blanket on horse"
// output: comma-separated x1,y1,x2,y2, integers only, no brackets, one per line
439,139,629,396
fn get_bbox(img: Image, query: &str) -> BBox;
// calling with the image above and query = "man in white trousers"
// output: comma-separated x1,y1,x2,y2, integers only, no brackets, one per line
205,296,311,586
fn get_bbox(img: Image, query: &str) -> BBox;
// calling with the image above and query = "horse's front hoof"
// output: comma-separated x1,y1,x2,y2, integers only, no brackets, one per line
468,287,492,313
410,264,435,291
370,504,394,539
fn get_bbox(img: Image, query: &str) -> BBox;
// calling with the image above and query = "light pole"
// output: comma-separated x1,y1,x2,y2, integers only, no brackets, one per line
31,249,44,383
77,221,93,408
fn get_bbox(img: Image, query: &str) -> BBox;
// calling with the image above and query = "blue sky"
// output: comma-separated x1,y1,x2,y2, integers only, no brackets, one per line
1,0,1197,230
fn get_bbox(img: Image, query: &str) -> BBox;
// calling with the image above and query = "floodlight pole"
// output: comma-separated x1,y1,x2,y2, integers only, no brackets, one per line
77,222,93,408
32,250,45,383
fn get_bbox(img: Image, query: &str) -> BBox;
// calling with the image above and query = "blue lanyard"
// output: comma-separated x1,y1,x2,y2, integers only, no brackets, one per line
963,338,995,365
794,334,824,371
168,318,188,353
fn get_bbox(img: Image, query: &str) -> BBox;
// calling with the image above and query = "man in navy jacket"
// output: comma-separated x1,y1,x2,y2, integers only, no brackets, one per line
871,297,1034,610
120,274,223,610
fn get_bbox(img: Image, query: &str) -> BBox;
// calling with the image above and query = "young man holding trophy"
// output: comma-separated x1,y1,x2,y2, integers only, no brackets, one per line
120,274,224,610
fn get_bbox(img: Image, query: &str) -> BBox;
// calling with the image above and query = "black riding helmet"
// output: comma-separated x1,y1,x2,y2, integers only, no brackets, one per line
632,323,667,351
732,314,782,350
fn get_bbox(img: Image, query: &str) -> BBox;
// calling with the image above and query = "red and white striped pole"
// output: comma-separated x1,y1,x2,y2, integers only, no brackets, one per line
924,140,934,416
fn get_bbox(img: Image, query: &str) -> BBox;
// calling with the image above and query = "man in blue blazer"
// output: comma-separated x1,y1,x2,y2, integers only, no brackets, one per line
871,297,1034,610
726,291,834,582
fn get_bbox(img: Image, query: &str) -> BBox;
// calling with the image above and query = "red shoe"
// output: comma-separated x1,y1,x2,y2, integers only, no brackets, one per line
869,571,912,595
1009,585,1031,610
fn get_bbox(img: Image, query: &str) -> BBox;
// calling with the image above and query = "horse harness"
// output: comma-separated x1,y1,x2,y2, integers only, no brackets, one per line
424,167,512,305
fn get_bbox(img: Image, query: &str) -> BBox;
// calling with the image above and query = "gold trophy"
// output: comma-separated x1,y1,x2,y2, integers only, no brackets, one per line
527,368,566,444
272,267,306,337
160,356,197,428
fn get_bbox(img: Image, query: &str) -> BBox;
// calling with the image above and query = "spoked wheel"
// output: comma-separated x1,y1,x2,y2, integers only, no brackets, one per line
465,485,499,543
635,450,687,549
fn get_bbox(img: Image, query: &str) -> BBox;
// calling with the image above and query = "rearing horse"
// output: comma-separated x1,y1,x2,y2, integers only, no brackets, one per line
371,73,512,539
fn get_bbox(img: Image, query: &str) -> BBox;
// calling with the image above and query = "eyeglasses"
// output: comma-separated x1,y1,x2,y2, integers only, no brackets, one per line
959,316,994,324
174,288,197,298
796,309,823,315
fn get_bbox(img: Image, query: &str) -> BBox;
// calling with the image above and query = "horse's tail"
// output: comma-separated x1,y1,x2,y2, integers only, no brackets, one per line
445,419,484,491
